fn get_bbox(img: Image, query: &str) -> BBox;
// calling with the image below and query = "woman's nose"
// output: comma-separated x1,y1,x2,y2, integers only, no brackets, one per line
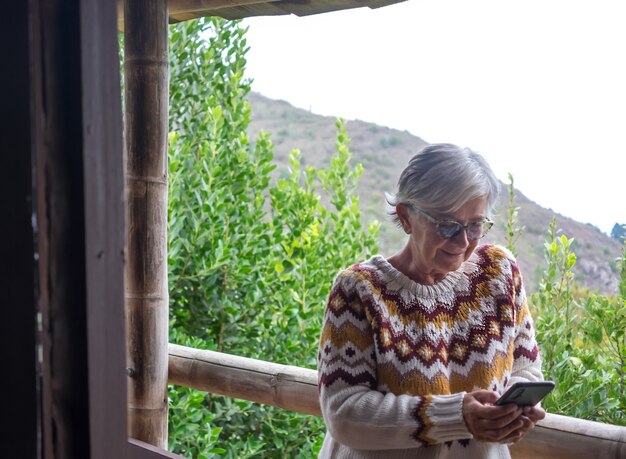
450,227,470,246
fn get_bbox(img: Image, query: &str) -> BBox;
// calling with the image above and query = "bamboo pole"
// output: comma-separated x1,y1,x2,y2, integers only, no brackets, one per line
168,344,626,458
124,0,169,449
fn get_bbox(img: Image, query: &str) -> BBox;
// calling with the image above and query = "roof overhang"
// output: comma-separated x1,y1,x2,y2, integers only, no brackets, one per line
118,0,407,30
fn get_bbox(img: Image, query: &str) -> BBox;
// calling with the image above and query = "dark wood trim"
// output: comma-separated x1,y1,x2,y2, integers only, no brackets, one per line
0,1,39,458
129,440,182,459
38,0,91,456
80,0,129,458
83,0,179,457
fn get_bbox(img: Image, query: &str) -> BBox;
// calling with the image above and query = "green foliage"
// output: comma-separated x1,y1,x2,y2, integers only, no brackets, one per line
502,182,625,425
531,222,603,418
165,16,625,459
532,218,577,379
169,371,226,459
378,135,401,149
504,173,523,256
611,223,626,243
523,215,626,424
167,18,378,457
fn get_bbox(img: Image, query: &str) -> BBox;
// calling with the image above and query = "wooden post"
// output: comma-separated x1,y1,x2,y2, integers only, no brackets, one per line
124,0,169,449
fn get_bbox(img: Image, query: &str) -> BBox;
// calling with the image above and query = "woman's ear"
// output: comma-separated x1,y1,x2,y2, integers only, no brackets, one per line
396,204,412,234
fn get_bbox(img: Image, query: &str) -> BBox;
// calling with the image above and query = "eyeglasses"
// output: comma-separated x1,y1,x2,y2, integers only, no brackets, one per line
411,206,493,241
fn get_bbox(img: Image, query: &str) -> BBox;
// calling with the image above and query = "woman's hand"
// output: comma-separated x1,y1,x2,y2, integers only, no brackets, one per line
462,390,538,443
505,405,546,444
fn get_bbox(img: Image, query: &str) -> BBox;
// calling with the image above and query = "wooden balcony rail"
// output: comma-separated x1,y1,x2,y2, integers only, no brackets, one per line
168,344,626,459
168,344,319,416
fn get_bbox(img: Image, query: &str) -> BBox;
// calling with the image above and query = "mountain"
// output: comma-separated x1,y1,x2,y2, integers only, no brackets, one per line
247,92,623,294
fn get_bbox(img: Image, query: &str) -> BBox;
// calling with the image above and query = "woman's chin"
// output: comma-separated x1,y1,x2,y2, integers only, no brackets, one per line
437,252,465,272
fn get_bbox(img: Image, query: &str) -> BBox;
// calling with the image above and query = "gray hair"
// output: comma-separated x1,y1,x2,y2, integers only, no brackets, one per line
386,143,500,226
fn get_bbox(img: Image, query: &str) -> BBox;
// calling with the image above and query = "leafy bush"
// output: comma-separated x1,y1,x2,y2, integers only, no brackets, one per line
504,177,626,426
166,16,625,459
167,18,378,457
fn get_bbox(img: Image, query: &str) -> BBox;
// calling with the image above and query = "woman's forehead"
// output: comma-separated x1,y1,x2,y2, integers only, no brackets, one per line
432,197,488,220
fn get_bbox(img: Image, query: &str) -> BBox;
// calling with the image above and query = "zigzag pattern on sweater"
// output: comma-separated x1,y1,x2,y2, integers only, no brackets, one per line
318,245,541,448
319,245,539,395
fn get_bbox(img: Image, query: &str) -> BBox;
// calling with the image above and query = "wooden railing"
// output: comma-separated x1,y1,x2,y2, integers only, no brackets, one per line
168,344,626,459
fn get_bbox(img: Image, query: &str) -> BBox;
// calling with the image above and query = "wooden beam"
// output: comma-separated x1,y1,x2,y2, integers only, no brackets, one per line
80,0,129,457
168,344,626,458
117,0,407,29
168,344,321,416
124,0,170,449
169,0,274,14
510,413,626,459
36,0,92,456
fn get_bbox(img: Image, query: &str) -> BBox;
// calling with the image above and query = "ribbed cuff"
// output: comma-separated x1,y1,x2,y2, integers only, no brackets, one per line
425,392,472,442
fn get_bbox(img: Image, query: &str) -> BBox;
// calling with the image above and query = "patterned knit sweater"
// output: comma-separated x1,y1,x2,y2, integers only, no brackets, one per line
317,244,543,459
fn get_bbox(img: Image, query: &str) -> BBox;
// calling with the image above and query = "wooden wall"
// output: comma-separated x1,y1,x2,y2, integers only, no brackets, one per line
1,1,39,458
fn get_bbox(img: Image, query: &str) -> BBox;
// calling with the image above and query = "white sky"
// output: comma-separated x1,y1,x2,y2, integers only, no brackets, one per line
242,0,626,235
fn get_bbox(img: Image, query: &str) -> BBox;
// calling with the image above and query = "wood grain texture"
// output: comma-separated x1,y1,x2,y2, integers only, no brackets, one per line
117,0,407,29
80,0,129,457
124,0,170,449
37,0,91,456
168,344,321,416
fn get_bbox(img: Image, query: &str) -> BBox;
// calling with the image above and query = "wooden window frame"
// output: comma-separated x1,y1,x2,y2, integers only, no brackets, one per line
1,0,180,457
79,0,181,457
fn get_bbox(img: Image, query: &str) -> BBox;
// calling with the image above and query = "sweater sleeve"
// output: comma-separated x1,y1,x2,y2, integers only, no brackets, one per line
506,252,544,386
317,269,471,450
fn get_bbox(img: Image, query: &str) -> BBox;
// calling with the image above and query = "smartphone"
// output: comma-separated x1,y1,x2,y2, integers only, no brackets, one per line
495,381,555,406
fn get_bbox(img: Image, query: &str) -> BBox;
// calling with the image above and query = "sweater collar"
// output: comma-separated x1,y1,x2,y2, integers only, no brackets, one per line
367,251,481,299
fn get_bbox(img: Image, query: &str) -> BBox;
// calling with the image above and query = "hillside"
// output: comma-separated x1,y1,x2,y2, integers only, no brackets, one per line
247,92,623,294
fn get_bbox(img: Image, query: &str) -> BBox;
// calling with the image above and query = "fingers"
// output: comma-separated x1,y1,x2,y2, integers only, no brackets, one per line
500,415,536,445
464,392,520,422
501,429,524,445
462,391,545,443
525,406,546,423
470,389,500,405
479,406,523,430
517,415,534,432
473,402,520,421
477,416,525,442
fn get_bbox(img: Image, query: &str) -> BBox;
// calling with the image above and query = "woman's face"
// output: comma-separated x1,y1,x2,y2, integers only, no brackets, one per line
399,196,487,282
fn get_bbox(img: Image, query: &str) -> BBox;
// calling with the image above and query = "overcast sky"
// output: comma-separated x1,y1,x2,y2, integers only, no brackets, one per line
242,0,626,235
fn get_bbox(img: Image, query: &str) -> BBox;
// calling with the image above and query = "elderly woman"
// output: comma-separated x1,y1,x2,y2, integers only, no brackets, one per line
317,143,545,458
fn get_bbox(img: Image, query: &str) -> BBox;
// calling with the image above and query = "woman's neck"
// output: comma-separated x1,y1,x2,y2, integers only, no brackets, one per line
387,245,447,286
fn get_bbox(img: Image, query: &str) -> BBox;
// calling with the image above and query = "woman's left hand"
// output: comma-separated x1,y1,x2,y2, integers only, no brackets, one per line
502,405,546,445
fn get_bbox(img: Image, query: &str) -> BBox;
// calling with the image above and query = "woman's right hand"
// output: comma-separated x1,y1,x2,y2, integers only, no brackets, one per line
462,390,525,443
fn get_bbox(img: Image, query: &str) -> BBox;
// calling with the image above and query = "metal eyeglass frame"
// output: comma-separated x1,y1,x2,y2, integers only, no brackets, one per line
411,206,494,240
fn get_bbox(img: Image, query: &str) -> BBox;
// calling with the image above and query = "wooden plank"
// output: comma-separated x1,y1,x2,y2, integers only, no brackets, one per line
170,0,274,14
511,413,626,458
37,0,91,457
129,439,184,459
169,1,405,21
80,0,129,457
168,344,321,416
0,1,39,457
124,0,170,449
118,0,407,26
